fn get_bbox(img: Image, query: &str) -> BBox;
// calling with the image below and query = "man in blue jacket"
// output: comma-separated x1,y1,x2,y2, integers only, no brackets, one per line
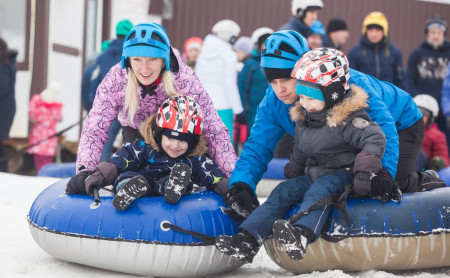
225,30,444,220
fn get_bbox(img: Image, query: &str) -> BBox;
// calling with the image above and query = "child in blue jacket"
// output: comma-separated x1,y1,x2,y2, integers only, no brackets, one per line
66,96,228,210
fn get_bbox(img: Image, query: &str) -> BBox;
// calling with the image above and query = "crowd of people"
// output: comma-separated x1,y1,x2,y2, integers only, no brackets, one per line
0,0,449,268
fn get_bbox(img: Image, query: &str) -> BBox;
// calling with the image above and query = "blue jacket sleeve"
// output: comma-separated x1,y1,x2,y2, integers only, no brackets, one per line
442,63,450,116
229,90,293,192
349,69,399,177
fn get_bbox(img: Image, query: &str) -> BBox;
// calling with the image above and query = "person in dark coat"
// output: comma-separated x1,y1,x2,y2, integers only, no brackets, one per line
347,12,407,90
407,15,450,147
66,96,229,210
0,38,17,172
323,18,349,50
279,0,323,37
215,48,389,264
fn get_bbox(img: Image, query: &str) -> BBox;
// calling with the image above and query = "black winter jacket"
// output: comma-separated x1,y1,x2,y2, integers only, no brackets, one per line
287,86,386,181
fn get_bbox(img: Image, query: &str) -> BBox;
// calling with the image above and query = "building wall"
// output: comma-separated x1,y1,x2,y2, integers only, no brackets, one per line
163,0,450,66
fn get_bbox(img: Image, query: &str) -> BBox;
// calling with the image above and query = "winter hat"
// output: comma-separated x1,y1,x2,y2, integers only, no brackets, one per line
233,36,253,55
101,40,111,52
115,20,133,37
326,18,348,33
425,15,447,35
291,47,350,108
264,68,293,83
40,82,61,103
161,127,196,152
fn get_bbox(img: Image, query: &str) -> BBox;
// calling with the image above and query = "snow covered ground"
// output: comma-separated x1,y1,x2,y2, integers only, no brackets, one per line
1,172,450,278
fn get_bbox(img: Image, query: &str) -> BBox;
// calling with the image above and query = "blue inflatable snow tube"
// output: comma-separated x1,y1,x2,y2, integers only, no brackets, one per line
28,178,240,244
27,179,243,277
438,166,450,186
262,158,288,180
37,162,76,178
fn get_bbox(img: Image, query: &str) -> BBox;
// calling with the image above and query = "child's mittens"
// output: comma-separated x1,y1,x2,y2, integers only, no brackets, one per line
84,162,118,195
66,170,94,194
284,163,304,179
213,177,229,196
352,150,382,197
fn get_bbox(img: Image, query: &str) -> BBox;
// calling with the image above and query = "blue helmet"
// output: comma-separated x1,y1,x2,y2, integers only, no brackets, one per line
260,30,309,69
121,23,171,71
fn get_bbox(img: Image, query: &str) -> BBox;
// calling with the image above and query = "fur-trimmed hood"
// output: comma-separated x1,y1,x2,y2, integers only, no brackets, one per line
290,85,369,127
139,113,209,157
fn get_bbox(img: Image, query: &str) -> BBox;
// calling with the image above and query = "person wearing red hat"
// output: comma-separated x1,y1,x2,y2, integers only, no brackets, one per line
182,36,203,69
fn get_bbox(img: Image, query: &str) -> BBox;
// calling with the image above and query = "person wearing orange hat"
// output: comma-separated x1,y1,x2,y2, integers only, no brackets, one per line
182,36,203,69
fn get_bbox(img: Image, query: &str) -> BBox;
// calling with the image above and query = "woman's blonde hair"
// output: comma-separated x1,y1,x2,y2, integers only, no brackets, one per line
124,65,179,122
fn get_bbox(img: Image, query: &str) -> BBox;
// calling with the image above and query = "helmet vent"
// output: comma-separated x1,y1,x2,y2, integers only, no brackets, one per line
127,31,136,41
279,42,297,56
151,32,165,44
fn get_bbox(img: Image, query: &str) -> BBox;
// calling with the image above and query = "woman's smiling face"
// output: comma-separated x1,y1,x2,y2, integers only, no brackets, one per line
129,57,164,85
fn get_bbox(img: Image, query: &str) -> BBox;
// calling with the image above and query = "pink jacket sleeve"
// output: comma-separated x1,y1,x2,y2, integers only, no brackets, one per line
76,66,127,172
175,57,237,177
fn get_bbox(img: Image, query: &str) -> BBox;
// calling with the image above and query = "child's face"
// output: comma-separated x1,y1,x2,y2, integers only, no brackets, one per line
366,28,384,44
161,135,189,158
307,34,323,50
299,95,326,112
129,57,164,85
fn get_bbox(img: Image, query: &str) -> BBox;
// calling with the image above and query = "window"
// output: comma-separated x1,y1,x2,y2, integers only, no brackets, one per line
0,0,30,70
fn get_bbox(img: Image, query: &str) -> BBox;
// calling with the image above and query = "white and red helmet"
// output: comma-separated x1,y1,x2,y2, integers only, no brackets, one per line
156,95,203,135
291,47,350,107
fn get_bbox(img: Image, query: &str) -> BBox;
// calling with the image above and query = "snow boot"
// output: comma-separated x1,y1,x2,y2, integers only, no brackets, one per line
421,169,446,191
215,230,259,263
164,162,192,204
272,219,312,261
113,175,149,211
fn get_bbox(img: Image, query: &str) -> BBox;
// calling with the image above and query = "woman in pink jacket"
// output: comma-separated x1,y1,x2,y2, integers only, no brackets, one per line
75,23,236,179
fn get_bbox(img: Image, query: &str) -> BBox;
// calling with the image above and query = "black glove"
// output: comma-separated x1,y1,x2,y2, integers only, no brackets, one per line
235,113,247,125
66,170,94,194
370,168,402,202
223,182,260,220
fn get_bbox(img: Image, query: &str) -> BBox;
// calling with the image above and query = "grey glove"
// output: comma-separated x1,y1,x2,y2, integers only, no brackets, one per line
84,162,118,195
447,117,450,129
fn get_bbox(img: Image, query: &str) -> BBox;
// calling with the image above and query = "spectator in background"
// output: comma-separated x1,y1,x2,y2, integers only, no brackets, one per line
182,36,202,69
81,39,110,112
413,94,449,171
324,18,349,50
348,11,407,90
306,20,325,49
234,36,253,72
0,38,17,172
90,19,133,162
27,83,63,172
441,63,450,149
408,15,450,146
195,19,243,143
234,27,273,154
279,0,323,37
